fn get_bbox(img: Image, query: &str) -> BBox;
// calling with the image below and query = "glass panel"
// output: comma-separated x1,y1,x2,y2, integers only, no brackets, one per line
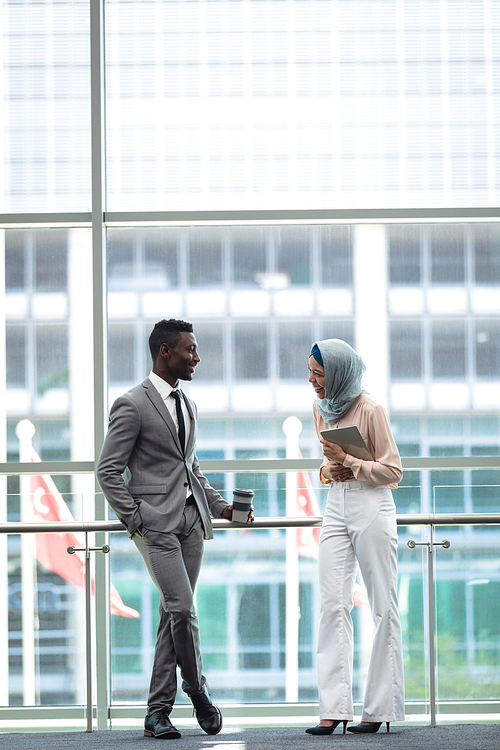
191,323,224,382
3,0,91,212
232,227,267,286
475,320,500,378
104,1,500,211
432,456,465,514
435,524,500,705
389,225,421,284
36,324,69,395
320,226,352,287
390,320,422,380
320,320,355,348
3,228,94,461
103,222,500,462
397,518,428,704
107,230,135,292
108,324,135,385
473,224,500,284
4,492,86,707
188,229,223,288
108,533,144,701
5,231,26,289
430,225,466,285
276,227,310,286
144,229,179,290
431,320,466,379
470,450,500,513
35,231,68,293
278,322,313,381
234,322,269,381
6,325,26,387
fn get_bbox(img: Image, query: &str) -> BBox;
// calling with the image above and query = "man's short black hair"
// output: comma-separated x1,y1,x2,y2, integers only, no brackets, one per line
149,319,193,362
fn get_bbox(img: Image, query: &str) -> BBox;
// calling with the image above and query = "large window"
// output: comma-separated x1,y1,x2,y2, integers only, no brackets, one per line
3,0,91,212
6,0,499,211
2,0,500,718
106,0,499,211
4,228,94,460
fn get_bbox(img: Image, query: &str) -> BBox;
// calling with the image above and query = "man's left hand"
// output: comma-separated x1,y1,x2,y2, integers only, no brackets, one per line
221,504,255,523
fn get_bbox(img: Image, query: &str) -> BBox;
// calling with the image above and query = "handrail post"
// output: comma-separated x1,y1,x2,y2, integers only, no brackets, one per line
407,528,451,728
427,524,436,728
85,532,93,733
67,536,110,732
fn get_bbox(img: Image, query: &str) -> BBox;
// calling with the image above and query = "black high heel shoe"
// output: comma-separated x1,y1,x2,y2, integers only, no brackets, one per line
347,722,390,734
306,720,348,735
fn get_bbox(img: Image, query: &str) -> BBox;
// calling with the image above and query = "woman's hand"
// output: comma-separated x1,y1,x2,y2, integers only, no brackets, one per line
320,438,355,483
320,437,347,464
322,463,355,483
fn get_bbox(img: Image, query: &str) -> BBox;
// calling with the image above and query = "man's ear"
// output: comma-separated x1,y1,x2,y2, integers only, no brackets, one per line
159,342,171,359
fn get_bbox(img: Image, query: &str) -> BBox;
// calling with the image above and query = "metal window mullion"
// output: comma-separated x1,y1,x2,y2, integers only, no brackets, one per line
102,208,500,225
4,210,500,229
90,0,109,732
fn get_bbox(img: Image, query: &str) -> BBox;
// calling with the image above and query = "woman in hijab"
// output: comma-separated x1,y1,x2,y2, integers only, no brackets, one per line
306,339,405,736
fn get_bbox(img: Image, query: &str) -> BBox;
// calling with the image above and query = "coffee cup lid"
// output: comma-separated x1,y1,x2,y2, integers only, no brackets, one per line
233,488,254,497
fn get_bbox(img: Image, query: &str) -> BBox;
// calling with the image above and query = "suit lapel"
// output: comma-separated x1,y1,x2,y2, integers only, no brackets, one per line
142,379,183,453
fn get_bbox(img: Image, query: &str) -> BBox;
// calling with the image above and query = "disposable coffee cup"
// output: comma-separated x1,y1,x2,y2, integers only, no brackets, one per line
232,488,254,523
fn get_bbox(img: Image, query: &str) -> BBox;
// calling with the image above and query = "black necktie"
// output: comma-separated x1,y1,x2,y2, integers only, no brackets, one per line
171,390,185,454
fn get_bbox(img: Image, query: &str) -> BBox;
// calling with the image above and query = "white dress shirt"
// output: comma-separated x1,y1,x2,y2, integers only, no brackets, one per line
149,371,192,497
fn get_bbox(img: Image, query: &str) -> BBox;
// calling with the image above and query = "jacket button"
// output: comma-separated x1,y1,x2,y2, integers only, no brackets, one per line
184,482,188,487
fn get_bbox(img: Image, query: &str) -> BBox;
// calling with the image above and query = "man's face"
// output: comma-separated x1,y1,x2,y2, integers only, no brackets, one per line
164,332,201,384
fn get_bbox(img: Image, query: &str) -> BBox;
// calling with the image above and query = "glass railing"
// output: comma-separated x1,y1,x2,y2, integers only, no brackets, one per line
1,474,500,732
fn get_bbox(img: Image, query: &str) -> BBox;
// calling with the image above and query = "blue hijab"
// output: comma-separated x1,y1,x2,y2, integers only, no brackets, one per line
310,339,366,423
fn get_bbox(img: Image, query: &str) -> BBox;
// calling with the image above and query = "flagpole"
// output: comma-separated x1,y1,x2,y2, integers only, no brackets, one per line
15,419,37,706
283,416,302,703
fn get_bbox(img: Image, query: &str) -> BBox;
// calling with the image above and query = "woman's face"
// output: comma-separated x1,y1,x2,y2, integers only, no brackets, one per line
308,355,326,399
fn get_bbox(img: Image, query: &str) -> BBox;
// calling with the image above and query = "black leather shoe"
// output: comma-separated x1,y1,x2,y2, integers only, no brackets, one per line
144,710,181,739
189,686,223,735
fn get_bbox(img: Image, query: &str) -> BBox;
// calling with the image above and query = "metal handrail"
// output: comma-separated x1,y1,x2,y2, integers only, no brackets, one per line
1,512,500,535
1,455,500,476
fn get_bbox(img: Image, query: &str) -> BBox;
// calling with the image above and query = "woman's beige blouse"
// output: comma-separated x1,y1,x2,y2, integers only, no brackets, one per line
313,392,403,488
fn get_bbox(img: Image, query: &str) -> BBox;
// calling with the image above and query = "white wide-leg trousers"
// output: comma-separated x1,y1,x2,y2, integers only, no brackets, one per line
316,481,405,723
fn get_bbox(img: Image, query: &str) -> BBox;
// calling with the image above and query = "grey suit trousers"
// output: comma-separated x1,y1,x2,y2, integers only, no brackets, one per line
132,503,206,714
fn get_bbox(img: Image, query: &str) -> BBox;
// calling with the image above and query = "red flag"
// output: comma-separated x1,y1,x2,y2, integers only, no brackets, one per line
295,457,369,606
29,448,139,618
295,469,321,560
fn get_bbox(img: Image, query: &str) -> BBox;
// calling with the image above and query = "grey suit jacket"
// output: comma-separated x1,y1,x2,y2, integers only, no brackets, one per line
96,378,229,540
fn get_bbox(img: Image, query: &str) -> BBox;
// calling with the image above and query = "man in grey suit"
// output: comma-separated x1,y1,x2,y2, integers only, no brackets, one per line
97,319,250,739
